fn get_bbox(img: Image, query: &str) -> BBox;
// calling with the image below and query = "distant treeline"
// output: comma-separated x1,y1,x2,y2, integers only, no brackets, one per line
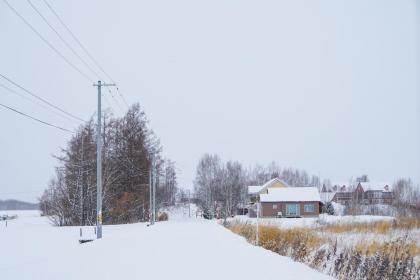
193,154,321,218
39,104,177,226
0,199,39,211
193,154,420,218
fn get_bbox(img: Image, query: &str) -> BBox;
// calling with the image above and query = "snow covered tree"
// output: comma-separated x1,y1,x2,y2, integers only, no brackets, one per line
193,154,223,218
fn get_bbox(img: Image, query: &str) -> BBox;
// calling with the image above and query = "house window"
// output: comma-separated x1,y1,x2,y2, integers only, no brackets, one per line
273,204,277,210
373,192,382,198
286,204,300,216
304,204,314,213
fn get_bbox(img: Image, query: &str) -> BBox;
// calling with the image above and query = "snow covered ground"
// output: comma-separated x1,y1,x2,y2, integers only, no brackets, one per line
0,209,333,280
231,213,394,229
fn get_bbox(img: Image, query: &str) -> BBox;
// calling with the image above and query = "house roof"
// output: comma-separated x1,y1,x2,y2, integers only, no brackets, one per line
358,182,392,192
248,185,263,194
247,178,291,194
320,191,336,202
260,187,321,202
326,181,393,193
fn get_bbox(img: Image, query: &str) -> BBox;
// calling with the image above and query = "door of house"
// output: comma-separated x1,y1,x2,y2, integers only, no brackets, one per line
286,204,300,216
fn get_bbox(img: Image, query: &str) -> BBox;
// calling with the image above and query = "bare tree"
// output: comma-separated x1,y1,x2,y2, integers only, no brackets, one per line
39,103,177,226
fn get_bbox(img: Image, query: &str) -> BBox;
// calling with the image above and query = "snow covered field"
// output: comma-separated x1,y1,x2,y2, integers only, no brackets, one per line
0,209,333,280
231,214,420,265
230,214,419,249
231,213,394,229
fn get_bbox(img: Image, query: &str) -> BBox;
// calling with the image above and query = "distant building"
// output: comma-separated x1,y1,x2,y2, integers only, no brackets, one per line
248,178,290,203
356,182,393,205
328,182,394,205
247,178,321,218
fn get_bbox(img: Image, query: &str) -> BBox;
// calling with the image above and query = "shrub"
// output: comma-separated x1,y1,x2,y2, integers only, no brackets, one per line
157,212,168,221
322,202,335,215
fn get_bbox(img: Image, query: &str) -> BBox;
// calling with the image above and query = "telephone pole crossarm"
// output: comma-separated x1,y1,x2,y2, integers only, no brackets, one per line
93,82,116,87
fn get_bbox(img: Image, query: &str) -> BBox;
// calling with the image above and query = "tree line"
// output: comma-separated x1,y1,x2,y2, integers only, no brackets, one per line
193,154,321,218
39,103,177,226
193,154,420,218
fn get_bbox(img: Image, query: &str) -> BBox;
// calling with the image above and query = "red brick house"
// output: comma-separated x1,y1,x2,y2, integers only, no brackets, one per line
259,187,321,218
331,182,393,205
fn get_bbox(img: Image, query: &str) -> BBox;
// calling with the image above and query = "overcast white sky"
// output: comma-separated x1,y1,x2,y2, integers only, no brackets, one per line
0,0,419,202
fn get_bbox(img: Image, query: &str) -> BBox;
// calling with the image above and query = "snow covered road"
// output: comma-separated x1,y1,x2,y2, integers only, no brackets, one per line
1,211,333,280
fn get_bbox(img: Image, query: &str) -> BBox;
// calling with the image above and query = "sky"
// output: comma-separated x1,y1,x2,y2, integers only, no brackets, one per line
0,0,419,203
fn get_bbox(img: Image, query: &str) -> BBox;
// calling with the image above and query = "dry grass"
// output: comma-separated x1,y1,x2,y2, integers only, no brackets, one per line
227,221,324,260
158,212,168,221
323,221,392,234
396,218,420,230
322,218,420,235
225,219,420,280
356,239,420,257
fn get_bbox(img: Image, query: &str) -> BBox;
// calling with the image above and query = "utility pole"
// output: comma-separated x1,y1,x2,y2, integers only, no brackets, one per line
256,201,260,245
153,161,156,223
149,155,154,225
149,160,152,225
93,80,115,239
79,135,84,238
188,190,191,218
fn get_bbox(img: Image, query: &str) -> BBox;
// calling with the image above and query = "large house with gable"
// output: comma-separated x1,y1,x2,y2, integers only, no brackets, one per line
248,178,291,203
248,178,321,218
322,182,394,205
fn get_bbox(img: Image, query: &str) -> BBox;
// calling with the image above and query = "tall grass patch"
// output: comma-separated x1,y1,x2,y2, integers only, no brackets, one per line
224,220,420,280
322,218,420,235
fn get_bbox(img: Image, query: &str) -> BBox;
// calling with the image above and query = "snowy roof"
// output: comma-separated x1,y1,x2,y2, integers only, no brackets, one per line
260,187,321,202
248,185,263,194
358,182,392,192
247,178,291,194
320,192,336,202
327,182,393,193
262,178,281,188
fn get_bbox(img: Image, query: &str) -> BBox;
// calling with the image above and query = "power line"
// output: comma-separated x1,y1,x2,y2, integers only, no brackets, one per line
42,0,130,109
42,0,113,82
31,0,126,113
102,93,113,110
3,0,93,82
0,81,75,123
0,102,74,133
116,87,130,108
26,0,102,80
108,88,124,113
0,73,85,123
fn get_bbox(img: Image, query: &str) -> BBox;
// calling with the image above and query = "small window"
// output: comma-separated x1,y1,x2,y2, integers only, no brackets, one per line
273,204,277,210
304,204,314,213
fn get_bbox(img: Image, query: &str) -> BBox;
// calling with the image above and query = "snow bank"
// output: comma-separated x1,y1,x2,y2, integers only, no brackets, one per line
0,210,333,280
